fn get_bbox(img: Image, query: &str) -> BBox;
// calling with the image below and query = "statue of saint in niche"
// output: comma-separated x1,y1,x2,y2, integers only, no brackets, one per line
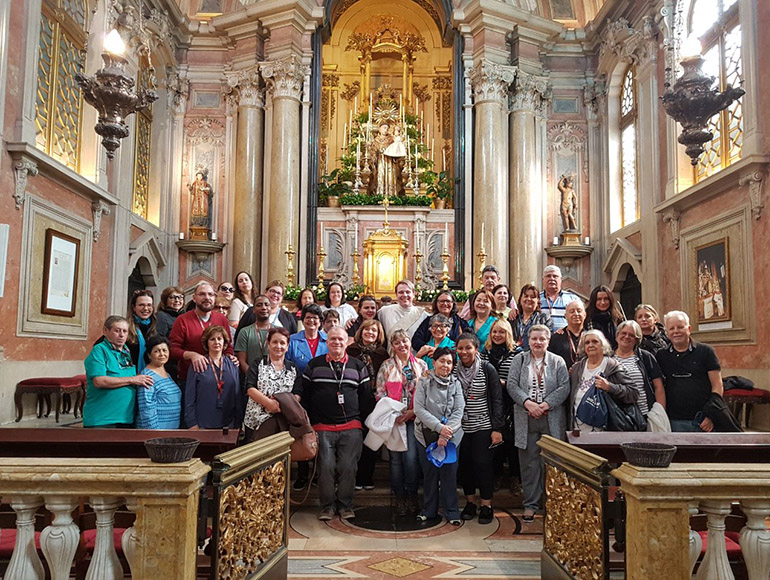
558,174,578,232
189,170,212,228
368,123,406,197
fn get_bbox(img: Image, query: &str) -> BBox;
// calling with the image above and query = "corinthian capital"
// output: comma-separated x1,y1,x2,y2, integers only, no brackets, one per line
259,55,309,101
510,71,551,113
225,68,264,108
468,61,516,105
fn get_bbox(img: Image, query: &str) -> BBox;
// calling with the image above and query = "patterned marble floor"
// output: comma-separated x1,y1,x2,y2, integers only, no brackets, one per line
288,501,545,579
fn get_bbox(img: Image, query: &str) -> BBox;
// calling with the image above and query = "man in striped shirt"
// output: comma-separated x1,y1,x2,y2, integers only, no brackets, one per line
294,327,372,521
539,265,580,331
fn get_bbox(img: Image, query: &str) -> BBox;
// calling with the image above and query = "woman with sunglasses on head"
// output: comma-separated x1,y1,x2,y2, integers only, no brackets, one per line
156,286,186,338
412,290,470,351
228,271,257,328
127,289,158,373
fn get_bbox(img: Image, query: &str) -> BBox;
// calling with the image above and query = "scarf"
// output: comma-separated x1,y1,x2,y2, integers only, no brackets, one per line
487,344,510,370
592,311,617,344
356,342,379,379
383,353,425,408
430,370,452,388
134,314,150,372
456,353,480,390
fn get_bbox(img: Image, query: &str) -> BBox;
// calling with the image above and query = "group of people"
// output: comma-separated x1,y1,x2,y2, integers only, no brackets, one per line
83,263,727,524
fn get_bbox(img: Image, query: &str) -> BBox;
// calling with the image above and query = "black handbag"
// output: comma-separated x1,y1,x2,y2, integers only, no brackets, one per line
605,393,647,432
422,427,441,445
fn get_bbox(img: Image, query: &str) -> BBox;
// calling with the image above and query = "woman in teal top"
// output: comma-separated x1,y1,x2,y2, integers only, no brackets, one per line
83,316,154,428
416,314,455,370
468,290,497,353
136,336,181,429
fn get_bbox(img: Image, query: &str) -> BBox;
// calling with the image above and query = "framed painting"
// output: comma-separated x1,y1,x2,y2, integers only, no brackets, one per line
695,237,730,324
41,228,80,317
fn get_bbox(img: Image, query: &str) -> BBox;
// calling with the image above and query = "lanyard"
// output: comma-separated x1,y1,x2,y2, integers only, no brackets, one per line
531,357,546,388
329,359,348,393
197,314,212,331
566,330,579,364
211,357,224,398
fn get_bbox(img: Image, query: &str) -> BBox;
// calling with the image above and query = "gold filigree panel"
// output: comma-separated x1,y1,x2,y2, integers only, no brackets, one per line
218,460,286,580
133,113,152,220
543,463,604,580
35,13,55,152
51,31,84,170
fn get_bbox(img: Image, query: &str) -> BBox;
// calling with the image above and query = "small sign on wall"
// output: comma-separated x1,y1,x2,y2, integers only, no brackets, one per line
0,224,8,298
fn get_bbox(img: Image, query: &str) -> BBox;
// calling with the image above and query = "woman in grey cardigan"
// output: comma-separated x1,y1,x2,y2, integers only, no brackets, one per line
414,347,466,525
507,324,570,522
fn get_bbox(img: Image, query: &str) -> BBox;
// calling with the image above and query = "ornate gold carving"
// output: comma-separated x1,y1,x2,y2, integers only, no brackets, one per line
346,16,427,60
132,113,152,220
218,460,287,579
341,81,360,102
412,83,431,104
321,74,339,129
333,0,442,35
543,463,605,579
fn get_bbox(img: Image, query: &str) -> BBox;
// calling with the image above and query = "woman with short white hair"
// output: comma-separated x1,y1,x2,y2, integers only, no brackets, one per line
569,329,637,432
614,320,666,415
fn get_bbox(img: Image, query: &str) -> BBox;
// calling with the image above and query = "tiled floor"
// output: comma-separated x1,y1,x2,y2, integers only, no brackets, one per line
287,487,545,579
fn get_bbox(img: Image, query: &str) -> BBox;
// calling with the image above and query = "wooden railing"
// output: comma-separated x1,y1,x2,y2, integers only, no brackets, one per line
537,435,620,580
0,457,210,580
208,432,293,580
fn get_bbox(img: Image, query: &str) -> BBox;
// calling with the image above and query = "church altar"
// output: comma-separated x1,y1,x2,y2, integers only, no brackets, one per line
317,206,455,293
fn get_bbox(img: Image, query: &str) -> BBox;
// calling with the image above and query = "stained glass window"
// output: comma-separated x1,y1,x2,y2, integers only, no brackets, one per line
690,0,742,182
132,58,154,220
619,66,638,227
35,0,88,172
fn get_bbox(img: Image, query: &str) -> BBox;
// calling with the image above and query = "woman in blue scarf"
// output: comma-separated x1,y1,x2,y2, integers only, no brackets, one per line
127,289,157,372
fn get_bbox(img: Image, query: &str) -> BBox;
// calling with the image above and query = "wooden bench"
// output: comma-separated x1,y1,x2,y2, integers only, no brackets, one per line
14,376,85,423
723,388,770,429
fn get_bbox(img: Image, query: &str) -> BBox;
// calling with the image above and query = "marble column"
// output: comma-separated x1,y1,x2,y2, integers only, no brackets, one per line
259,55,309,284
226,68,265,283
469,61,515,285
509,71,550,291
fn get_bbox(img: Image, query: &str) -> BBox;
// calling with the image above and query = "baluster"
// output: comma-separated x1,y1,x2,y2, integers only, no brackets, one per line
40,496,80,580
738,500,770,580
85,496,124,580
695,500,735,580
4,495,44,580
689,503,703,575
121,498,139,575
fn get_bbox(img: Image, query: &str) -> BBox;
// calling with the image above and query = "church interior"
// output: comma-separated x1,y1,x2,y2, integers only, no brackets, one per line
0,0,769,578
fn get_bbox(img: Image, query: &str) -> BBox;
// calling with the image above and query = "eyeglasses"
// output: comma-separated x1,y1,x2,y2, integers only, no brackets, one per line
267,288,283,296
219,286,235,293
304,317,320,323
437,299,453,304
215,305,231,311
430,325,448,330
169,294,184,301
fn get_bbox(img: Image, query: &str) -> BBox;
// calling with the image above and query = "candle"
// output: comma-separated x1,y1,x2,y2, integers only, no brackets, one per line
553,237,559,246
443,148,446,172
415,97,419,116
354,228,358,248
431,138,434,162
343,123,347,150
444,223,448,250
415,221,420,252
179,232,185,240
356,140,360,167
427,123,430,147
584,236,591,245
212,232,218,241
354,96,357,114
481,223,485,247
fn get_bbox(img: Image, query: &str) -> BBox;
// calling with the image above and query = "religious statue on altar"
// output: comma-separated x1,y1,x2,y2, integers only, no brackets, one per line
368,122,407,196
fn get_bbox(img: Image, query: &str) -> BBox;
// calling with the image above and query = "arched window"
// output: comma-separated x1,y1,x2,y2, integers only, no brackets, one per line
132,56,154,220
619,66,638,227
35,0,88,172
689,0,741,182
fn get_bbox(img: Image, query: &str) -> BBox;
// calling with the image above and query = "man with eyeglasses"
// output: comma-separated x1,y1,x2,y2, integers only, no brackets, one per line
294,326,371,520
83,316,154,428
169,281,234,384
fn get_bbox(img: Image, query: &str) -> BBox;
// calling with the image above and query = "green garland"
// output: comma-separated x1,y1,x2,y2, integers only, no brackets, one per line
338,193,432,207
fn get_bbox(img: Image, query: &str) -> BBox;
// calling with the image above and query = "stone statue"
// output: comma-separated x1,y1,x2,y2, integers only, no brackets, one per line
368,122,405,197
558,174,578,232
189,170,212,228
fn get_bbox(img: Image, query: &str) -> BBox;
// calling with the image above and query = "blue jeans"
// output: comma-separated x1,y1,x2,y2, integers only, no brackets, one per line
418,441,460,520
317,429,363,511
670,419,702,432
390,421,420,498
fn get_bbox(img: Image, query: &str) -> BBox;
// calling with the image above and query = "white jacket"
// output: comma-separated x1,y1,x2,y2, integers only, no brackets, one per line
364,397,408,452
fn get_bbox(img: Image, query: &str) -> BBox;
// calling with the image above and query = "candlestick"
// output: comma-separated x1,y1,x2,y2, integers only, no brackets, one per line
351,249,361,286
440,246,450,290
285,244,296,286
477,246,487,290
317,246,327,287
415,246,424,289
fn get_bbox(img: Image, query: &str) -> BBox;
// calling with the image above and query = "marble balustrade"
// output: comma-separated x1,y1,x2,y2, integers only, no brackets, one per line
0,457,210,580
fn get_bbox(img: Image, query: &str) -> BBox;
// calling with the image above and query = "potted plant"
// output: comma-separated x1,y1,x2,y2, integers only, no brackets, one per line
318,169,352,207
423,170,456,209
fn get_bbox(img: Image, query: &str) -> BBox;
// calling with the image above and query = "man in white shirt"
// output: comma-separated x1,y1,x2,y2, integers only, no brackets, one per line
377,280,428,342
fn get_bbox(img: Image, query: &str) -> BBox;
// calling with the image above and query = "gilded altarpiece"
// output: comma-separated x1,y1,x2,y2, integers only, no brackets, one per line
317,0,456,287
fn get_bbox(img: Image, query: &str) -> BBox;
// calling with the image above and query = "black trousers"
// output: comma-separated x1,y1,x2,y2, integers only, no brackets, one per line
458,429,495,501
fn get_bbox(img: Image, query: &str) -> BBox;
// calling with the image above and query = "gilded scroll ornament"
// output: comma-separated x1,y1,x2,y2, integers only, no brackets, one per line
218,460,286,579
543,464,604,579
